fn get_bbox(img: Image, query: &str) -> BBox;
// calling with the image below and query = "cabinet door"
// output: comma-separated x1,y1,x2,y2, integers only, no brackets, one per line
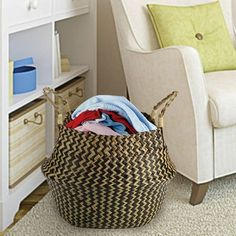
54,0,89,15
8,0,52,27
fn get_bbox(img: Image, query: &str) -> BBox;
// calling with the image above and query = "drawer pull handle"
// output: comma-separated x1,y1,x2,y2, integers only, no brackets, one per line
24,112,43,125
28,0,38,10
69,88,83,98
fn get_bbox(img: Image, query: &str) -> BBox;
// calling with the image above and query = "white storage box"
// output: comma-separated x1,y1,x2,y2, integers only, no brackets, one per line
9,99,46,188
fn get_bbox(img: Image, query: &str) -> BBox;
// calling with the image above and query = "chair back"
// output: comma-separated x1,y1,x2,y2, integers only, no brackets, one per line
110,0,236,51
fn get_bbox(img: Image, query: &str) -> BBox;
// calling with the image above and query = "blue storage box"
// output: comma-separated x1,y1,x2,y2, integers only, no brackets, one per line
13,57,37,94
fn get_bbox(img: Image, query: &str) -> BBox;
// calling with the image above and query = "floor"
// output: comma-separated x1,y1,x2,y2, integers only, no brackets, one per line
0,181,50,236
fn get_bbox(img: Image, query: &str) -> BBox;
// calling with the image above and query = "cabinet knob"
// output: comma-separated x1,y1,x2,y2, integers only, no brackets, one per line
28,0,38,10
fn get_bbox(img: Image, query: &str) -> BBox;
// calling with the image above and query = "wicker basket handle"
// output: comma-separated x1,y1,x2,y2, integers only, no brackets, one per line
151,91,178,128
43,87,70,125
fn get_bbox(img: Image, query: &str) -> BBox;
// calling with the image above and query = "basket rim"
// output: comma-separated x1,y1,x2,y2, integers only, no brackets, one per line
58,124,162,140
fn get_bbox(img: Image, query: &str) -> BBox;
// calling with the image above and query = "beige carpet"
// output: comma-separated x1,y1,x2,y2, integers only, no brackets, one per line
6,174,236,236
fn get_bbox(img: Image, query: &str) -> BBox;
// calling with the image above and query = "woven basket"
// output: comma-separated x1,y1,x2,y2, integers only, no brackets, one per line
42,90,177,229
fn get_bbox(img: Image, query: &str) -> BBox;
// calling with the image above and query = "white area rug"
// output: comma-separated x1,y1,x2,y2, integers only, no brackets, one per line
6,174,236,236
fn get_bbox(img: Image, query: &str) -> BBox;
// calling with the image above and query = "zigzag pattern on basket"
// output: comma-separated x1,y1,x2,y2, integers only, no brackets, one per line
48,180,167,228
42,111,176,228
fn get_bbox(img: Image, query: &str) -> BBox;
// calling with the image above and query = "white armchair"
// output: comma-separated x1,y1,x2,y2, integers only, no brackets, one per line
110,0,236,205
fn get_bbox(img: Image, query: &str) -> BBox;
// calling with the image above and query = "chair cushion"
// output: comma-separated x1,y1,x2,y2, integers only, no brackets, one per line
147,1,236,72
205,70,236,128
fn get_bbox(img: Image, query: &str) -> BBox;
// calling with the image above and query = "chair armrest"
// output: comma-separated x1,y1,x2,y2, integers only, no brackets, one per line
122,46,213,183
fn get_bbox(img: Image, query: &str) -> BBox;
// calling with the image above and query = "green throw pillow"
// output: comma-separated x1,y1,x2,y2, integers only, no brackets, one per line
147,1,236,72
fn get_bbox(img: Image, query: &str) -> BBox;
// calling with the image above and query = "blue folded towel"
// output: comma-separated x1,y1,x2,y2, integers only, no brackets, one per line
72,95,156,132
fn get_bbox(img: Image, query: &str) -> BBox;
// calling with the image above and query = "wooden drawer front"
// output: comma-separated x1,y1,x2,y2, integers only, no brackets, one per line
9,100,46,188
54,0,89,15
55,79,85,136
56,79,85,112
8,0,52,27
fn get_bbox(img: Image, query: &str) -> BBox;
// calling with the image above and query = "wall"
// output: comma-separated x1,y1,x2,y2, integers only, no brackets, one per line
97,0,127,96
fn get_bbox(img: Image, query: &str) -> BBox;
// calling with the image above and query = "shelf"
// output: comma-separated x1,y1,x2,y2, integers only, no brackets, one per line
52,64,89,89
7,165,45,221
8,18,52,34
0,0,97,231
53,5,89,22
9,64,89,113
8,5,89,34
9,164,45,194
9,85,46,113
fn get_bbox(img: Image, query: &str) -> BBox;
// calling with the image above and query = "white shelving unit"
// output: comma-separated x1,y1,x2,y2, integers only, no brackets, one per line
9,64,90,113
0,0,97,231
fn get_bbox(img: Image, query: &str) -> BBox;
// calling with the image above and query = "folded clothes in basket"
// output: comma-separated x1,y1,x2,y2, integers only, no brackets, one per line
66,95,157,135
75,123,121,136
